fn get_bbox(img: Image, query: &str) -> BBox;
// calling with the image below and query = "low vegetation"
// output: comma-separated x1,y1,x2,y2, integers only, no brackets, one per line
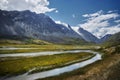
39,51,120,80
0,52,93,76
102,32,120,48
0,43,98,54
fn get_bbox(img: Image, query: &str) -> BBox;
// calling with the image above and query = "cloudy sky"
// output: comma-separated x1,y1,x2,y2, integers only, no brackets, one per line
0,0,120,38
79,10,120,38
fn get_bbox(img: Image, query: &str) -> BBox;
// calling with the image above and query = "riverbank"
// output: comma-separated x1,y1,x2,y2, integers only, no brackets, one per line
0,44,98,54
40,54,120,80
0,52,93,77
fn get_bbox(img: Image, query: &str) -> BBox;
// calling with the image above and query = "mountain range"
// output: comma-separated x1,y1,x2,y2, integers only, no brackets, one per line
0,10,113,44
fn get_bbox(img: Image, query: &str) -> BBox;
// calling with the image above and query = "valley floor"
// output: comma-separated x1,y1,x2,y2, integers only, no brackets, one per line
0,52,93,77
0,43,120,80
0,44,97,54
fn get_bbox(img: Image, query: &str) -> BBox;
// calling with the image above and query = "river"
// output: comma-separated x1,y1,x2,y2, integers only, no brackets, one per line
0,50,102,80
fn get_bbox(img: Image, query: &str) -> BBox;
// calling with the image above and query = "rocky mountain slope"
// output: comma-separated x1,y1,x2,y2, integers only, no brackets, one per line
0,10,85,44
99,34,112,43
71,27,100,43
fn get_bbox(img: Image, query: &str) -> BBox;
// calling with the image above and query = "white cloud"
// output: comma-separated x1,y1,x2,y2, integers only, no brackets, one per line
95,24,120,38
55,10,59,13
79,10,120,38
55,20,68,27
72,14,75,18
108,10,113,13
115,20,120,23
82,10,103,18
0,0,56,13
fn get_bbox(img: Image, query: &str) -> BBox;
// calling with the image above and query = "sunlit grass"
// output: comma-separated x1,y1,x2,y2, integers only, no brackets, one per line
0,44,98,54
0,52,93,76
40,54,120,80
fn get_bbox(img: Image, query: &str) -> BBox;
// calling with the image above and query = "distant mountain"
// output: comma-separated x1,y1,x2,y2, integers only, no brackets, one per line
0,10,86,44
103,32,120,47
71,27,100,43
100,34,112,43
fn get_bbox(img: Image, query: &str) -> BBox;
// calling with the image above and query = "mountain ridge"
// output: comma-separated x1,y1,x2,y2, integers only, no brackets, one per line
103,32,120,47
0,10,86,44
0,9,112,44
71,27,100,43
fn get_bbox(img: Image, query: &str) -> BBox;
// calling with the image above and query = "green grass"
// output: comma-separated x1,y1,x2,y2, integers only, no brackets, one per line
0,44,98,54
39,54,120,80
0,38,100,54
0,38,52,45
0,52,93,76
38,47,120,80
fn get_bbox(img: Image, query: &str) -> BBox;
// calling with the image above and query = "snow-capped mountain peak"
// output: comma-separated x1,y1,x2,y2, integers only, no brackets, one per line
71,26,100,43
71,27,83,36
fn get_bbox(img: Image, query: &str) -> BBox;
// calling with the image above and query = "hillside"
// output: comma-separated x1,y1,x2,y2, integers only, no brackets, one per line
0,36,52,45
0,10,102,44
0,10,86,44
103,32,120,48
72,27,100,43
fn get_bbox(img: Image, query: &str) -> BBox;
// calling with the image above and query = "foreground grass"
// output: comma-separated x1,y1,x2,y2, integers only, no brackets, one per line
0,52,93,76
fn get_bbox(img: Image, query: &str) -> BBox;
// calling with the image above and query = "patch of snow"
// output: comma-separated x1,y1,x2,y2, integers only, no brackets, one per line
71,27,83,36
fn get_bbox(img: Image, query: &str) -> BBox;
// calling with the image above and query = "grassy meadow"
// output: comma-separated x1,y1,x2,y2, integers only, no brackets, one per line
0,39,98,78
0,52,93,76
0,43,99,54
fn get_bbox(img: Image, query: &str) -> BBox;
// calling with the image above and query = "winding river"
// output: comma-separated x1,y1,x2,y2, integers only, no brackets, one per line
0,50,96,58
0,48,38,50
0,50,102,80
